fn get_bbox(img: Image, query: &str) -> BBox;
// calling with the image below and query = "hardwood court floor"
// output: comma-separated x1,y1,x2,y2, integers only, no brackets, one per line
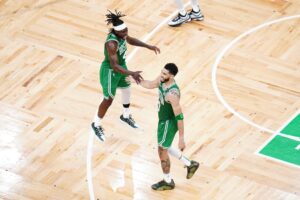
0,0,299,199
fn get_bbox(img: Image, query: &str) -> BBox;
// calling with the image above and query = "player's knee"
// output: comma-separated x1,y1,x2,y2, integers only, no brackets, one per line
103,98,113,106
158,147,168,158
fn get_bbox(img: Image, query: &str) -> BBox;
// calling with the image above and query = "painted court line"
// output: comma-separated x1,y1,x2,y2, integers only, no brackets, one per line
86,3,191,200
256,109,300,155
211,14,300,168
256,152,300,169
256,110,300,168
258,110,300,148
212,14,300,136
277,132,300,142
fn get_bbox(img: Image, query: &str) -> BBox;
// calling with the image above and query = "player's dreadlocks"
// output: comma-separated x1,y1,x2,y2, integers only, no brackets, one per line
106,10,126,26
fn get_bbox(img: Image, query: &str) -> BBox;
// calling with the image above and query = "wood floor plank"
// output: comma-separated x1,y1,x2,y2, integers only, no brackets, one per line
0,0,299,199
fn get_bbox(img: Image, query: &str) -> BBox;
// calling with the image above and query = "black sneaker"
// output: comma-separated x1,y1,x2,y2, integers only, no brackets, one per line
188,9,204,21
186,160,199,179
120,114,139,128
91,122,105,141
151,179,175,191
168,13,191,27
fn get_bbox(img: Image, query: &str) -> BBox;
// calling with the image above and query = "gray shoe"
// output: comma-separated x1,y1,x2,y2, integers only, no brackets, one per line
151,179,175,191
168,13,191,27
188,9,204,21
91,122,105,141
186,160,199,179
120,114,139,128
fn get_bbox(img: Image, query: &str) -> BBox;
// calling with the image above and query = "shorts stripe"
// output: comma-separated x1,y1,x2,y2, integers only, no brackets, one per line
108,70,114,98
158,120,169,146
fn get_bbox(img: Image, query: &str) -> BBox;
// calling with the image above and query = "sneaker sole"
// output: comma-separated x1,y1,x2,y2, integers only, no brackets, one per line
119,117,139,129
97,134,106,141
92,131,106,142
91,123,106,142
190,17,204,21
152,185,175,191
168,18,191,27
187,163,199,179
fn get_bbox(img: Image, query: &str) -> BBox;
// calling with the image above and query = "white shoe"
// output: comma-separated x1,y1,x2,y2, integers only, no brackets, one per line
168,13,191,27
188,9,204,21
91,123,106,141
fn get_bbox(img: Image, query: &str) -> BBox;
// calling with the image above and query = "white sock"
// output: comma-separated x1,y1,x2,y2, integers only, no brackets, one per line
121,88,131,105
168,147,191,166
180,156,191,167
123,108,130,118
94,115,102,127
190,0,200,12
173,0,186,15
168,147,182,159
179,9,187,16
164,173,172,183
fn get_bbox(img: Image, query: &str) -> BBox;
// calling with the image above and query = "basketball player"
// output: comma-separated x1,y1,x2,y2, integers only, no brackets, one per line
91,10,160,141
168,0,204,27
139,63,199,190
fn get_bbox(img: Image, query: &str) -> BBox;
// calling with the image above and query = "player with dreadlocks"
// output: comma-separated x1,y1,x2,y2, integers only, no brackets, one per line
91,10,160,141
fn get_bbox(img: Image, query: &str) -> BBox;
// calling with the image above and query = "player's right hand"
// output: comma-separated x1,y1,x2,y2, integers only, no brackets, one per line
131,71,143,84
178,138,186,151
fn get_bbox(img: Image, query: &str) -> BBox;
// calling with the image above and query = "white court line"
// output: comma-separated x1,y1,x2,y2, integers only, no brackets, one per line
211,14,300,168
86,3,191,200
256,153,300,169
212,14,300,136
255,109,300,154
255,110,300,169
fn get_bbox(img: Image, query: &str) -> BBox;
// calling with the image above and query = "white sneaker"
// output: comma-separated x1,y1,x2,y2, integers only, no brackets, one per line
120,114,139,128
168,13,191,27
188,9,204,21
91,123,106,141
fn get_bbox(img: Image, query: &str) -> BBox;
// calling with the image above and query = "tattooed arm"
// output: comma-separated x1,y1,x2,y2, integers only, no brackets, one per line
166,89,185,151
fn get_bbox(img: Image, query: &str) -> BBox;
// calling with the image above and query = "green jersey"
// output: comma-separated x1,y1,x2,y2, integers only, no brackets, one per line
158,82,180,121
101,32,127,68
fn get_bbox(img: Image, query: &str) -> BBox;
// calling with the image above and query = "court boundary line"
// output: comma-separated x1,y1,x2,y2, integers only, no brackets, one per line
255,153,300,169
255,109,300,155
86,3,191,200
255,109,300,169
212,14,300,135
211,14,300,168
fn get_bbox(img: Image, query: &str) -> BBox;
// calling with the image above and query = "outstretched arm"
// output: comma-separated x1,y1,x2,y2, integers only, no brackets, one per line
140,76,160,89
167,90,185,151
106,41,143,83
126,36,160,54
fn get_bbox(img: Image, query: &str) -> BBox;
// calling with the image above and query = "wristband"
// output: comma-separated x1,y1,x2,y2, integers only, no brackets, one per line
175,113,184,120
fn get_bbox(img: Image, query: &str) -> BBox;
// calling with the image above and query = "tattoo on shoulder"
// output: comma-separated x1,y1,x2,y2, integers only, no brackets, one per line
169,89,180,98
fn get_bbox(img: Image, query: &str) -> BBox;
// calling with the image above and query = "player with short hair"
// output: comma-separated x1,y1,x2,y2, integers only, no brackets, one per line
139,63,199,190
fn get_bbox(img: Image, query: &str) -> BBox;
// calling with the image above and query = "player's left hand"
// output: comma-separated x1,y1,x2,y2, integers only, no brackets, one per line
149,45,160,54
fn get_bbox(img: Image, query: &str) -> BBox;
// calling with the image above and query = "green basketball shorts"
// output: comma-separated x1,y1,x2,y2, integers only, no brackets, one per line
100,66,130,99
157,119,178,149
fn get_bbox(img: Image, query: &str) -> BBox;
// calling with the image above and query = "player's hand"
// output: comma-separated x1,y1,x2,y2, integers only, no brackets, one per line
178,138,186,151
125,76,134,84
131,71,143,84
149,45,160,54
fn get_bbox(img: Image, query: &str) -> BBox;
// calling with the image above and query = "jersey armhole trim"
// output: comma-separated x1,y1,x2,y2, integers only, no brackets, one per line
106,39,119,52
